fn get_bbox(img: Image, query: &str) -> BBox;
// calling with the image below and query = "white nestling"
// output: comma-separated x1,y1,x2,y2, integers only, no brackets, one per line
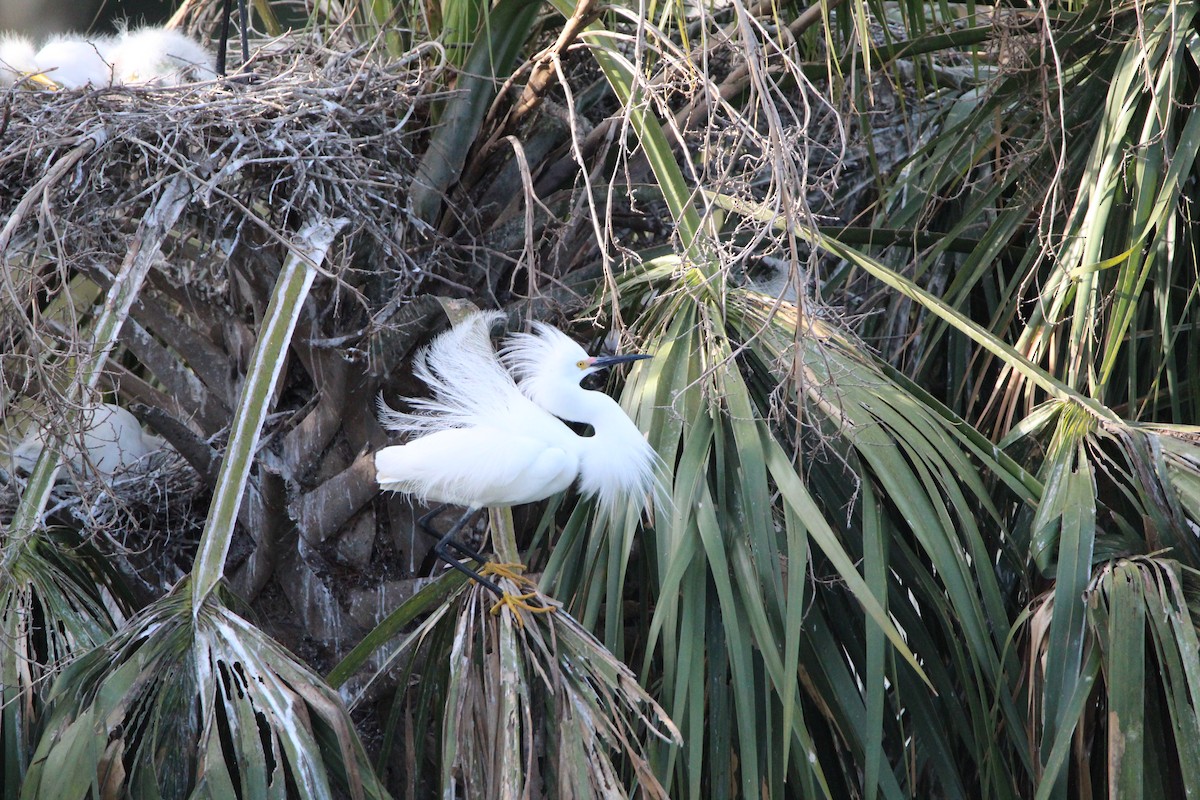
0,34,55,88
0,27,215,90
374,311,656,596
33,35,113,88
9,403,164,479
106,27,217,86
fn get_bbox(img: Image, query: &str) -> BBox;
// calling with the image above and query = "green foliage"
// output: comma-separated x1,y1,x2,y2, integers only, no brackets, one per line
823,0,1200,795
6,0,1200,795
0,533,122,795
23,587,387,800
539,255,1034,796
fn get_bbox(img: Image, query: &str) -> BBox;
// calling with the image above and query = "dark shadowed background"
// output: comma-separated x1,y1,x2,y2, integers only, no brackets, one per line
0,0,173,39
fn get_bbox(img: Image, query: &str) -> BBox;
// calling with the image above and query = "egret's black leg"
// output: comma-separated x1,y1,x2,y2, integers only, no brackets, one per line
444,538,488,563
433,509,503,595
238,0,250,64
417,505,488,563
216,0,234,76
416,504,449,535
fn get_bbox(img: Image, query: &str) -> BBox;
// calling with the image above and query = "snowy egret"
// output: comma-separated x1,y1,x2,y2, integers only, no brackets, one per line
0,33,57,88
10,403,164,479
34,35,114,89
107,27,216,87
374,311,654,596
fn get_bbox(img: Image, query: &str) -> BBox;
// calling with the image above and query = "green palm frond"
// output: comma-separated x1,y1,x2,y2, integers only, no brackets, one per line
440,571,679,797
1009,410,1200,795
1,533,122,795
532,246,1041,795
1026,554,1200,799
23,588,386,800
856,0,1200,428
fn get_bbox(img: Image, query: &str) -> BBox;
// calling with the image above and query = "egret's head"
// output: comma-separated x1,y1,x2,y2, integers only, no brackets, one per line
501,322,650,407
576,352,653,385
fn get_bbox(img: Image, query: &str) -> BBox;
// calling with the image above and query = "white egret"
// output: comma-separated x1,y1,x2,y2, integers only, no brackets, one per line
33,35,114,89
107,27,216,87
374,311,654,596
10,403,164,479
0,33,56,88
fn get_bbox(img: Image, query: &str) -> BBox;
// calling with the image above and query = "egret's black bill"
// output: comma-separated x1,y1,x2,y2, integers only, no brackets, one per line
592,353,652,369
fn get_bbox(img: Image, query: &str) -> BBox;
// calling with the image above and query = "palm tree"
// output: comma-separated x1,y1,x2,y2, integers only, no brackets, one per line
4,0,1200,797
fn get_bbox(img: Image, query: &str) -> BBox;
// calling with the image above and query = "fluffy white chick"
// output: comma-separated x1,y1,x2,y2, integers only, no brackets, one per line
108,27,216,87
34,35,114,89
0,33,57,88
10,403,164,479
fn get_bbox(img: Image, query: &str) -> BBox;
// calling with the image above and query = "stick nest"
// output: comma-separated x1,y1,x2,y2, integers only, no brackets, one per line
0,31,440,578
0,31,430,284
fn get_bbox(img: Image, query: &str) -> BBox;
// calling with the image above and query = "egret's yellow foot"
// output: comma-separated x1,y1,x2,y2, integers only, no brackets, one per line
489,591,556,625
479,561,537,590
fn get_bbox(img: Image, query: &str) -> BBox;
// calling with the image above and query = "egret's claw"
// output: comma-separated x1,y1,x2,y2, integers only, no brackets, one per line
489,590,556,625
478,563,556,623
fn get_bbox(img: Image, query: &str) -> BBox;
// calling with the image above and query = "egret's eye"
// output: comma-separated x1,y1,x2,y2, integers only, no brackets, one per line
576,359,589,369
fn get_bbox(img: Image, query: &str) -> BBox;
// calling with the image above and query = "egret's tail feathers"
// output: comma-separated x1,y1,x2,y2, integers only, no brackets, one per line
376,394,420,433
373,445,423,495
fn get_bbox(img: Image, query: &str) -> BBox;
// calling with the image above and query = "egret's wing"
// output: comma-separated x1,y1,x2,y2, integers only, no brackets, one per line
380,311,534,434
374,427,576,507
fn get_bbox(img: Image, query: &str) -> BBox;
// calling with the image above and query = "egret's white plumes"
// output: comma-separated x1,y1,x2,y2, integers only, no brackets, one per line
376,312,582,508
107,27,216,86
500,322,658,512
375,312,657,516
10,403,165,478
34,35,113,88
378,311,524,436
0,33,39,87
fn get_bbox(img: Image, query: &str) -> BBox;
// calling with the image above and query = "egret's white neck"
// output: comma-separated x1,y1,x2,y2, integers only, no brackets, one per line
531,382,622,432
532,381,655,511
